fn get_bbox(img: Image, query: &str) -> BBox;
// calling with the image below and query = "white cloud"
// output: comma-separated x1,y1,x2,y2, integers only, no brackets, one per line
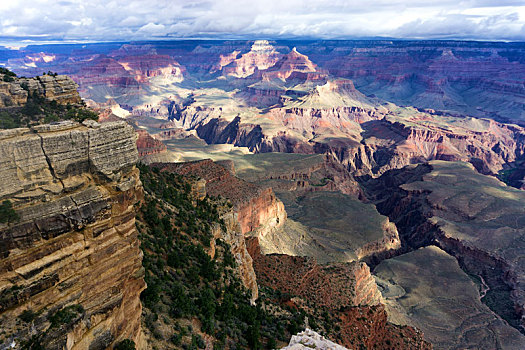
1,0,524,42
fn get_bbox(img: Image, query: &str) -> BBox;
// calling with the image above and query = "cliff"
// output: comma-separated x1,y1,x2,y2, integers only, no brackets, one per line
0,121,145,349
0,73,82,108
135,129,167,158
152,159,286,236
246,237,431,349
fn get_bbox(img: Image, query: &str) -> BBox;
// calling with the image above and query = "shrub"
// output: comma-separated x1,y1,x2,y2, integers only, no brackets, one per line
0,112,20,129
49,305,84,328
19,309,37,323
0,200,19,224
114,339,136,350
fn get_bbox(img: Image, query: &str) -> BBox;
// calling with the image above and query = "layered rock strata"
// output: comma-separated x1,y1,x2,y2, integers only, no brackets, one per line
0,120,145,349
0,74,82,108
152,159,286,236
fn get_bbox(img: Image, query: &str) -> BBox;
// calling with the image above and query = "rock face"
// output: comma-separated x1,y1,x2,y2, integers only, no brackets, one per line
152,159,286,236
247,237,382,309
215,40,282,78
281,329,348,350
0,121,145,349
0,74,82,107
212,211,259,302
135,129,167,158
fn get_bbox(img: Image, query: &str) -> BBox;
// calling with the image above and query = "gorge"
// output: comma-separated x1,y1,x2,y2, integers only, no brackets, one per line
0,38,524,349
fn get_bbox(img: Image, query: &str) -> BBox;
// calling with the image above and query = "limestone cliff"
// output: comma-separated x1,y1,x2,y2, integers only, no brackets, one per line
0,74,82,108
0,120,145,349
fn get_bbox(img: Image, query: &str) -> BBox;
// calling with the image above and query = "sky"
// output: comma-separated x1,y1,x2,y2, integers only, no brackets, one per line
1,0,525,45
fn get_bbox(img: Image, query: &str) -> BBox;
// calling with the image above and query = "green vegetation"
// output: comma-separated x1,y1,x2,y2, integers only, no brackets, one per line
0,111,21,129
137,164,314,349
49,305,84,329
19,310,37,323
0,67,16,82
0,70,98,129
114,339,136,350
0,200,19,224
3,91,97,128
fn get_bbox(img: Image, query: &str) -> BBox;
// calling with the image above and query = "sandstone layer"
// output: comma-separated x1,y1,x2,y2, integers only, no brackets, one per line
0,121,145,349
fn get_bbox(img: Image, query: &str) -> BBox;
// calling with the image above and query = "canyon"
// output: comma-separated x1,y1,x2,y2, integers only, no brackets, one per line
1,39,524,349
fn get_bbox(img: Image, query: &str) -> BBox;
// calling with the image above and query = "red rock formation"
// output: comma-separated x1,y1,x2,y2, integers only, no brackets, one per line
216,40,282,78
335,305,431,349
246,237,431,349
116,54,184,83
152,159,286,235
135,129,167,157
253,47,325,81
247,237,381,309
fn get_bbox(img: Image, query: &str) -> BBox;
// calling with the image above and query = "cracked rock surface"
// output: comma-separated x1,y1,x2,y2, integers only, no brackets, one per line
0,121,146,349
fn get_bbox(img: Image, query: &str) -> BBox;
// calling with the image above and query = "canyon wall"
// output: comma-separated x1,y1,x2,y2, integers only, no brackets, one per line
0,74,82,108
152,159,286,236
0,121,145,349
362,161,525,335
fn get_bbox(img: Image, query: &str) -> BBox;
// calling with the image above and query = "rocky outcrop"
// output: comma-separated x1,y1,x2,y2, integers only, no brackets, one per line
215,40,282,78
0,74,82,108
135,129,167,158
253,48,321,81
115,54,184,84
281,329,348,350
247,237,381,309
247,237,431,349
0,121,145,349
152,159,286,236
211,211,258,302
335,305,431,350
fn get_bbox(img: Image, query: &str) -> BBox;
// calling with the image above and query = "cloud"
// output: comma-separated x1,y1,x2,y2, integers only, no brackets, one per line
1,0,524,42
